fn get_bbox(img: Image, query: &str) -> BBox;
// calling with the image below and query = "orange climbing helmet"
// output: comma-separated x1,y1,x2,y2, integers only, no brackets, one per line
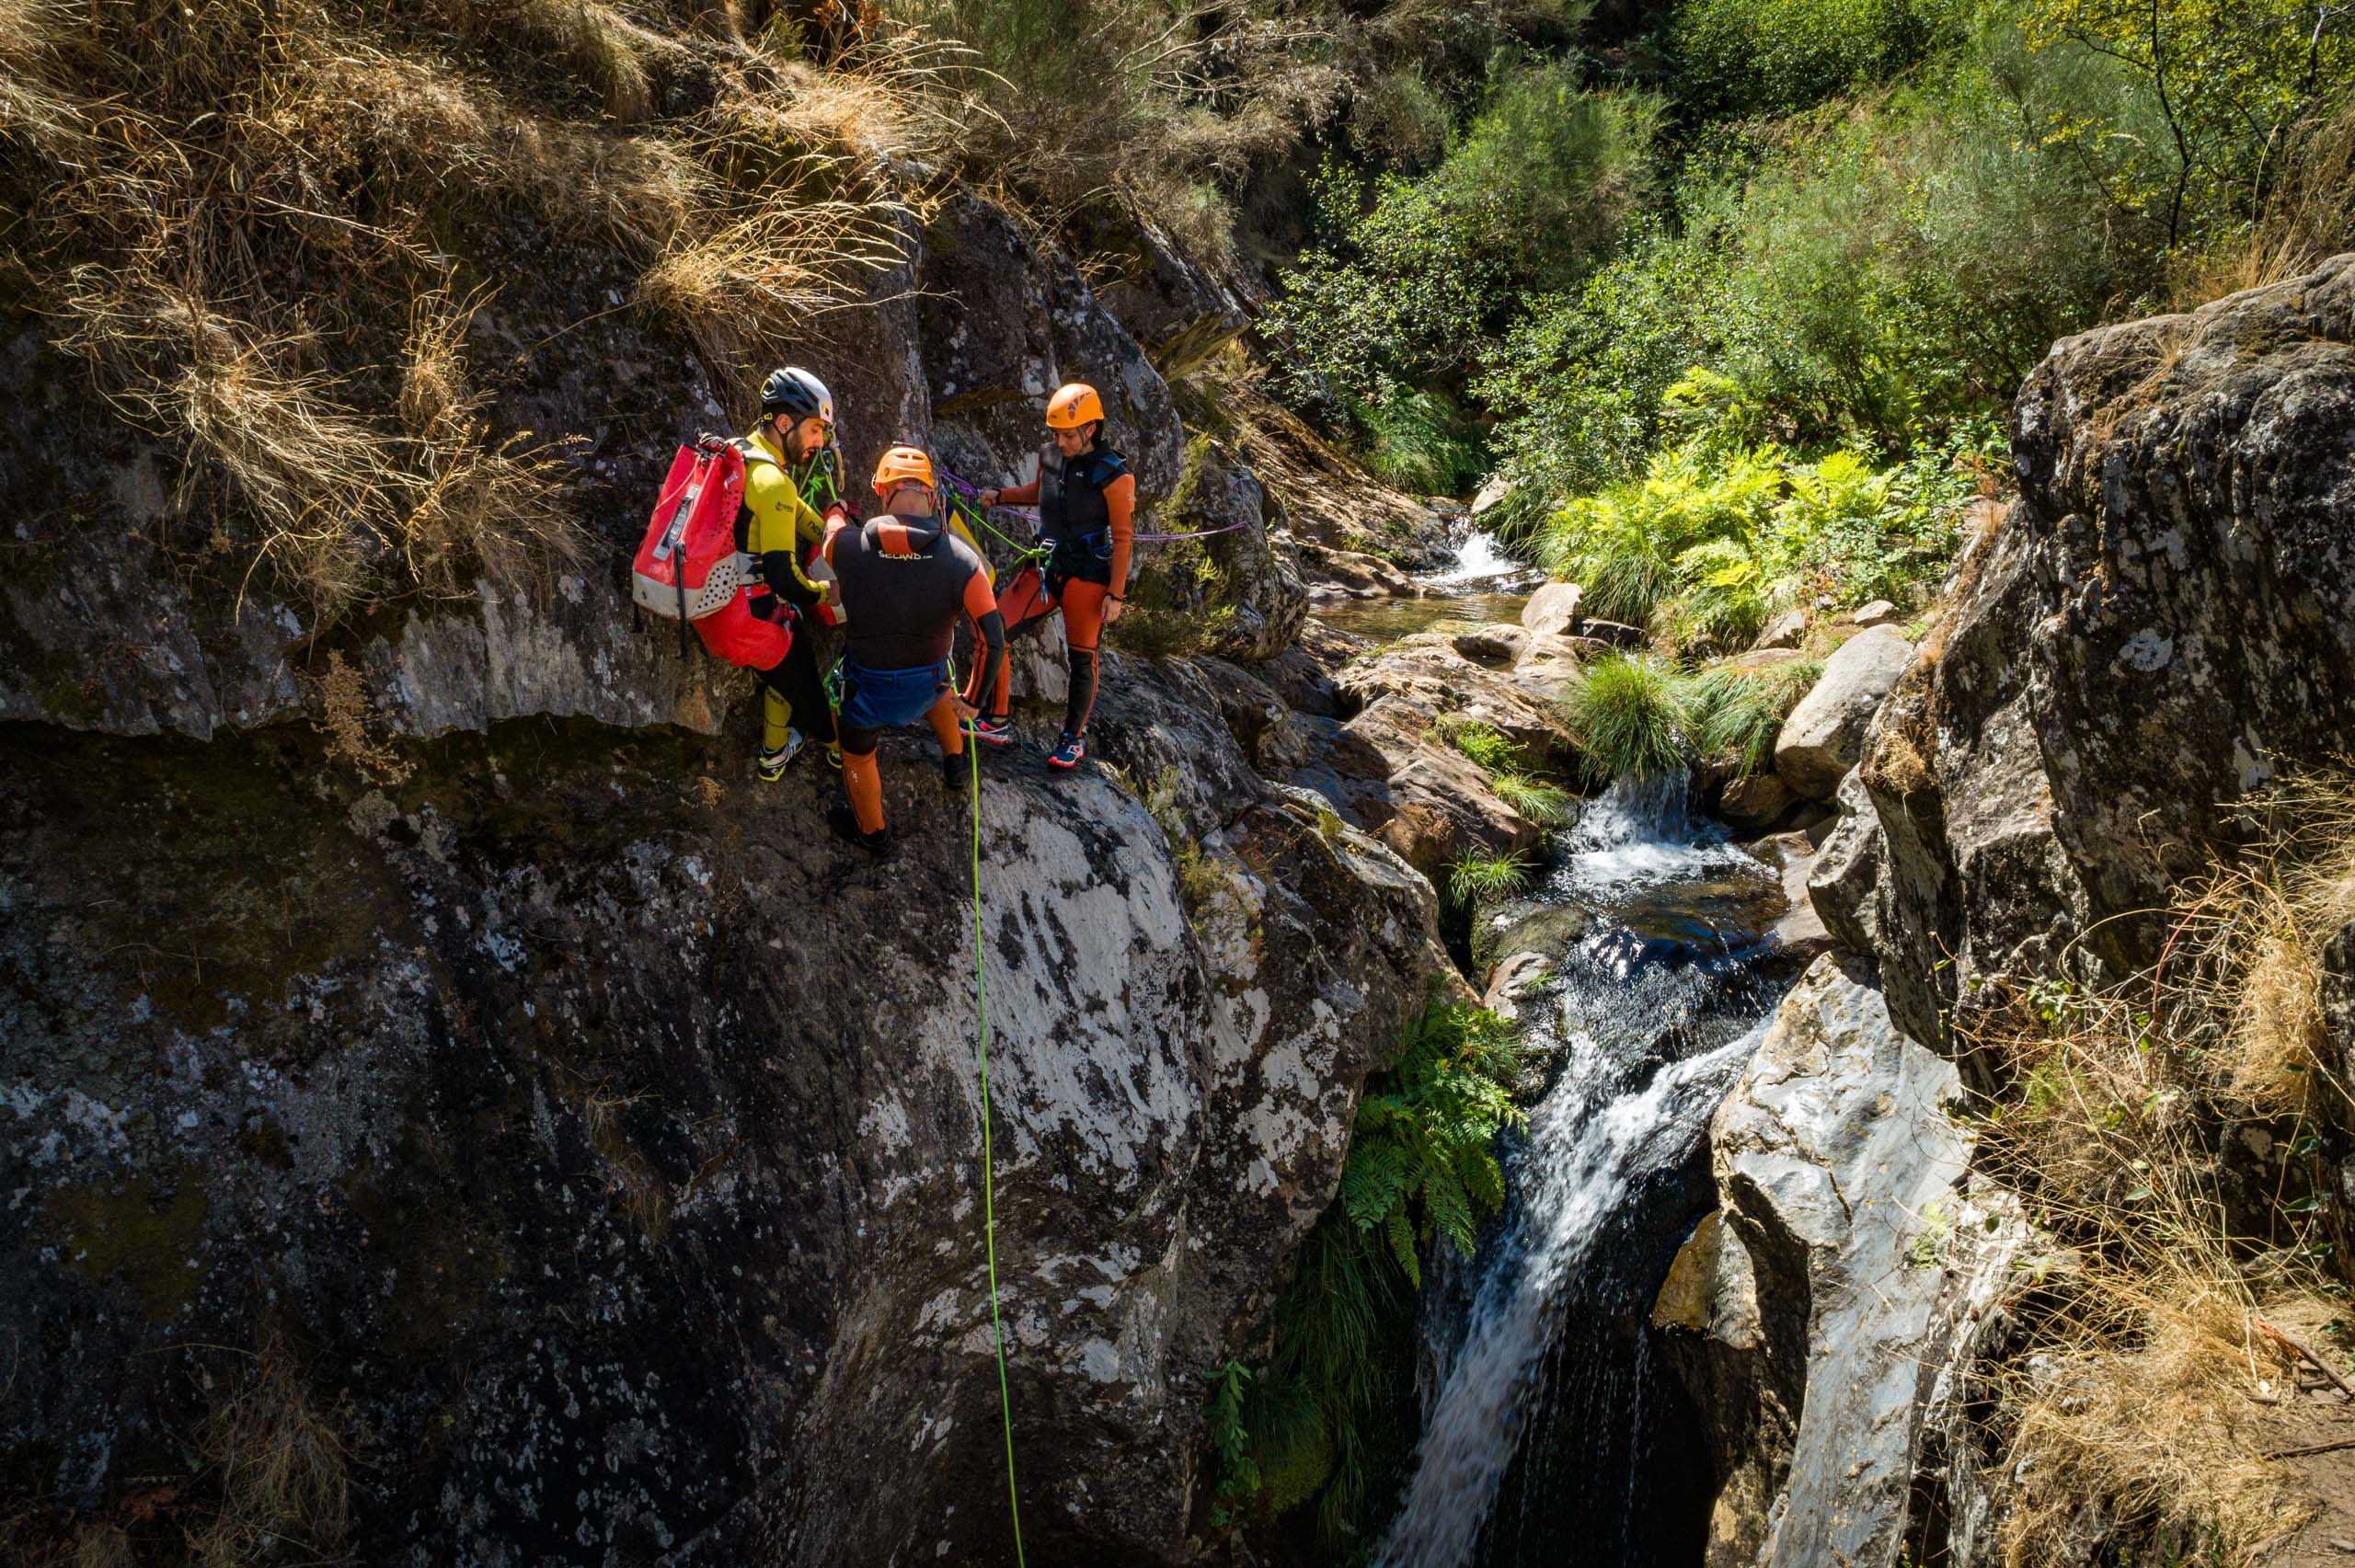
1045,383,1105,429
870,444,935,496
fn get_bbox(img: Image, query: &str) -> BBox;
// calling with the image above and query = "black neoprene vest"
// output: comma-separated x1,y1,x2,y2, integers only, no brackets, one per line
1040,442,1130,572
831,514,987,670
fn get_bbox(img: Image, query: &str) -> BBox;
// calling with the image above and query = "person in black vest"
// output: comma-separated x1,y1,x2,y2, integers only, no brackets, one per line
967,382,1134,772
821,446,1007,856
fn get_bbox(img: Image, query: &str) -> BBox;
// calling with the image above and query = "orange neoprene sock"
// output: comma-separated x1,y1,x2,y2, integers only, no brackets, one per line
843,749,885,832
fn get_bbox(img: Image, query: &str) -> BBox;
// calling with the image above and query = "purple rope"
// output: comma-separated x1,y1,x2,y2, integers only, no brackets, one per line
937,464,1255,544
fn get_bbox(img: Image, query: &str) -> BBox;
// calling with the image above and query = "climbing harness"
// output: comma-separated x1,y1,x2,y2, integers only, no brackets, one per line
969,732,1028,1563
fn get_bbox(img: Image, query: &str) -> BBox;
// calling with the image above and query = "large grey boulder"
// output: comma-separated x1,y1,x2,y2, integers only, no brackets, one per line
1772,626,1913,801
1818,254,2355,1048
1656,956,2022,1568
1522,580,1583,637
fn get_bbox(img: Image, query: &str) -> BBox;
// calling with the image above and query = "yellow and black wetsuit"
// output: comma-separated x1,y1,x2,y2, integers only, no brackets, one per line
737,426,837,754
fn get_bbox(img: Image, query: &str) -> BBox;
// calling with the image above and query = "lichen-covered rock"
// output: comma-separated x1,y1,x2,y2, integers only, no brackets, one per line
1772,626,1912,802
1658,955,2018,1568
1819,255,2355,1048
0,174,1448,1565
0,661,1446,1565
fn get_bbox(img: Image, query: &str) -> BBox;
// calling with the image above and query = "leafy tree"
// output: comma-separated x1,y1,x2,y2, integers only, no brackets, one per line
2020,0,2355,245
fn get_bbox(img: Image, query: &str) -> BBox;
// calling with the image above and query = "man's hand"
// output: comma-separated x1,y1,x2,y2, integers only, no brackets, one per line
978,487,1000,509
948,692,981,721
1102,596,1126,625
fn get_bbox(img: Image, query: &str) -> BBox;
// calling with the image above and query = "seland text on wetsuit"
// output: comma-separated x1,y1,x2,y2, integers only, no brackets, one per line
822,508,1007,832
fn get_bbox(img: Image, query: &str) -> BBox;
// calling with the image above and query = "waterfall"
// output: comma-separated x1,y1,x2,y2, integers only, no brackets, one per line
1375,771,1788,1568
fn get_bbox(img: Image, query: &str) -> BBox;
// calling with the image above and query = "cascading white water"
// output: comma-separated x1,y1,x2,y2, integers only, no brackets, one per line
1422,531,1522,586
1375,773,1785,1568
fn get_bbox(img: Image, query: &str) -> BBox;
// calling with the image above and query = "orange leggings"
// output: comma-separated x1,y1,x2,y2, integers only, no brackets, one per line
841,693,965,833
982,568,1107,736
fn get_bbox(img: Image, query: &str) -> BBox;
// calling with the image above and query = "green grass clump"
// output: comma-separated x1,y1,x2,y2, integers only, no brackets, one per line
1447,850,1533,906
1491,772,1575,825
1445,719,1521,775
1444,721,1575,827
1207,996,1523,1539
1562,652,1693,782
1684,658,1823,776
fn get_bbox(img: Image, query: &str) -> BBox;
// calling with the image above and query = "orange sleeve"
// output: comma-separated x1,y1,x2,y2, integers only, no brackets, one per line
997,477,1040,505
961,567,997,620
1104,473,1135,596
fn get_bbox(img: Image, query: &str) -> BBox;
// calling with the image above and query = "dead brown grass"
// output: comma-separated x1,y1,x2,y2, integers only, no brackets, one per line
1959,769,2355,1563
7,0,925,617
2173,103,2355,307
186,1352,356,1567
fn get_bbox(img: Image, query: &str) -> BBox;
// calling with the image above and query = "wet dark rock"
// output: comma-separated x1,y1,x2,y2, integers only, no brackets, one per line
0,173,1452,1565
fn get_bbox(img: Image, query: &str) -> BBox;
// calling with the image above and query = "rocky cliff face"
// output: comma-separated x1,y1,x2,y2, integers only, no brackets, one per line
0,178,1452,1562
1667,255,2355,1566
1815,251,2355,1053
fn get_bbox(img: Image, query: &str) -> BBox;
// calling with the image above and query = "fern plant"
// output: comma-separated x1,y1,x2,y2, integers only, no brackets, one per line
1206,996,1524,1539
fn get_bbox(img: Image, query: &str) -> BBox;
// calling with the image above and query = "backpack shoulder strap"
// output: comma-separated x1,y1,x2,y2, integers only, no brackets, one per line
731,434,781,473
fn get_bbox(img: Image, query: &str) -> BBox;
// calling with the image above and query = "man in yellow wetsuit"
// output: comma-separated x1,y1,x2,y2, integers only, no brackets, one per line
738,366,849,778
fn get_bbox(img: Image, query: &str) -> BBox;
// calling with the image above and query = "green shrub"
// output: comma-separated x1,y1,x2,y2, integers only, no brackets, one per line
1209,997,1523,1539
1268,68,1660,412
1564,652,1693,781
1538,440,1783,627
1349,386,1484,495
1671,0,1950,117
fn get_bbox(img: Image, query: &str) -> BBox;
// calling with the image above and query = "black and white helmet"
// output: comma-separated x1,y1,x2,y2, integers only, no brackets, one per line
760,365,834,425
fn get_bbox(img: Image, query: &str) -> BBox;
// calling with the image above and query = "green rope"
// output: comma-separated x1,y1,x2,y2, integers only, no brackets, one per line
970,738,1028,1565
950,492,1054,568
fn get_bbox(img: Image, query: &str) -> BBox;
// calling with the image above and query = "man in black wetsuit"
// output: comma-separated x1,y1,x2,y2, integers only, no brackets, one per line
821,445,1008,855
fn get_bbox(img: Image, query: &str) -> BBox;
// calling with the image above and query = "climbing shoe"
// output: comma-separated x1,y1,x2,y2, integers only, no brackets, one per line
1047,730,1087,771
943,752,971,793
756,727,805,783
963,714,1013,747
825,803,893,858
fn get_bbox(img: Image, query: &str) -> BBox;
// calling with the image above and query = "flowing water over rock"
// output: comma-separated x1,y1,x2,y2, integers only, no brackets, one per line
1315,530,1540,644
1378,779,1795,1568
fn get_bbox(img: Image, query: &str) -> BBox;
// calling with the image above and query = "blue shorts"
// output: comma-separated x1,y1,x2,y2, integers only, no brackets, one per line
837,658,952,734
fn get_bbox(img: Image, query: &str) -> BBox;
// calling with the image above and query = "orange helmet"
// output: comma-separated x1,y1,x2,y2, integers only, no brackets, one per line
1045,383,1105,429
870,444,935,496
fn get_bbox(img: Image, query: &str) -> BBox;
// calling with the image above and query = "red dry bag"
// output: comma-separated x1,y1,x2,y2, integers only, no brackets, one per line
631,435,756,657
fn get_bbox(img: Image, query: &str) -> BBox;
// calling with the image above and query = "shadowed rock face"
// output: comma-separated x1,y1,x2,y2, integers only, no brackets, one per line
1816,253,2355,1049
0,180,1447,1563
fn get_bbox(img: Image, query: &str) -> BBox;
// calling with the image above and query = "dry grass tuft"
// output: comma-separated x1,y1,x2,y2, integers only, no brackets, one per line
1993,1270,2309,1566
70,1522,134,1568
2183,770,2355,1118
1959,768,2355,1562
636,160,908,416
2174,103,2355,306
433,0,656,123
187,1352,356,1567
